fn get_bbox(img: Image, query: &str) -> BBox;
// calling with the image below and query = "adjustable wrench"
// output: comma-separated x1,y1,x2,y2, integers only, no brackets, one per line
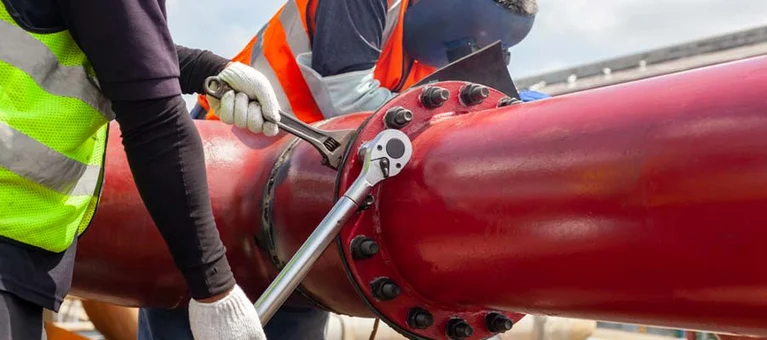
203,76,355,170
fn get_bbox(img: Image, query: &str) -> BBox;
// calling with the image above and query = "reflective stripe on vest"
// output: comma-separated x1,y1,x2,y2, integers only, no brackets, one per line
0,5,110,253
201,0,435,123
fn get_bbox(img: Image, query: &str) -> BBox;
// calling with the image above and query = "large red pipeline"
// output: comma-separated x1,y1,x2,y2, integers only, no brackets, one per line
73,55,767,339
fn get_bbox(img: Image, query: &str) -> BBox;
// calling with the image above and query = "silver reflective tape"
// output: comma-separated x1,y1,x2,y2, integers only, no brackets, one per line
250,35,295,115
381,0,401,47
0,20,115,120
279,1,311,56
0,122,100,196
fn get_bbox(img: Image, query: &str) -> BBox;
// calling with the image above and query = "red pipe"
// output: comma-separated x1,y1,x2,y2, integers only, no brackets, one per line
72,56,767,337
357,56,767,335
72,115,370,316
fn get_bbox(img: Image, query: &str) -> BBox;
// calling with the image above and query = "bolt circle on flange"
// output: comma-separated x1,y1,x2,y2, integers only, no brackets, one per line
459,84,490,106
351,236,379,260
446,318,474,339
370,277,401,301
336,81,524,340
420,86,450,109
383,106,414,129
407,307,434,330
485,312,514,333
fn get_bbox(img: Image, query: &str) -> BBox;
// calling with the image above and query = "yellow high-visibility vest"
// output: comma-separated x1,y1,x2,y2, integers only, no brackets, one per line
0,4,113,252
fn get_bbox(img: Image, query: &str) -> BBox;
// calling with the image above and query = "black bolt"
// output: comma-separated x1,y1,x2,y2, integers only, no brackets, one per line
446,318,473,339
351,236,379,260
407,307,434,329
370,277,400,301
497,96,522,107
384,107,413,129
421,87,450,109
460,84,489,106
358,195,374,211
485,312,514,333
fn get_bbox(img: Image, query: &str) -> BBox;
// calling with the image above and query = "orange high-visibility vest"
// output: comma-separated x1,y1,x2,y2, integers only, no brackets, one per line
198,0,435,123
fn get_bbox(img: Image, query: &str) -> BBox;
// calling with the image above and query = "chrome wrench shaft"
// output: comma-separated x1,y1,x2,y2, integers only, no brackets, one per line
254,129,414,324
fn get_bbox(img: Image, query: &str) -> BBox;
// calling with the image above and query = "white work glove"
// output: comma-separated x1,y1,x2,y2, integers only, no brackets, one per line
188,284,267,340
206,62,281,136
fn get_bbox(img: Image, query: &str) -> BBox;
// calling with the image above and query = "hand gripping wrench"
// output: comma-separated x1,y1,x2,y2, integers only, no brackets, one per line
254,129,413,324
203,76,355,169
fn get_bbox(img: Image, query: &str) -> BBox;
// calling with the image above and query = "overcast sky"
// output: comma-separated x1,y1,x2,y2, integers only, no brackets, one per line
165,0,767,99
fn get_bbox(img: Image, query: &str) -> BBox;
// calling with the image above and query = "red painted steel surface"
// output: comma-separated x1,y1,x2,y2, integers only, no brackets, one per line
336,81,523,339
363,56,767,336
72,121,308,308
71,55,767,337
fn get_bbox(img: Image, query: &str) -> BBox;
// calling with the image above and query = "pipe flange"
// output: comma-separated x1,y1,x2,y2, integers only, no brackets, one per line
333,81,525,340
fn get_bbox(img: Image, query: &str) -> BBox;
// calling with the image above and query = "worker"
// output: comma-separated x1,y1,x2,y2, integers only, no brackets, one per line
191,0,545,121
0,0,281,339
140,0,547,339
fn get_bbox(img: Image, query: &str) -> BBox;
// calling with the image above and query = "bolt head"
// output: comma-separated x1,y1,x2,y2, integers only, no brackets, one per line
447,319,474,339
421,87,450,109
460,84,490,106
407,308,434,329
351,236,379,260
486,312,514,333
497,96,522,107
384,107,413,129
370,278,400,301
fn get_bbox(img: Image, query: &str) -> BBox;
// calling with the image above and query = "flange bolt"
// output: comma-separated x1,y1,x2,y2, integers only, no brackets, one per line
384,107,413,129
486,312,514,333
446,318,473,339
407,307,434,329
460,84,489,106
497,96,522,107
421,87,450,109
351,236,379,260
370,278,400,301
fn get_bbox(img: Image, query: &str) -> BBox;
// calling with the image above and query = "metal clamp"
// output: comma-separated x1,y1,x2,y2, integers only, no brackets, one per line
254,129,414,324
203,76,355,169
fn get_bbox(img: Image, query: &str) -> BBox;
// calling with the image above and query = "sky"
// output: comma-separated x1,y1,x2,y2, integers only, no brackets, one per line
165,0,767,106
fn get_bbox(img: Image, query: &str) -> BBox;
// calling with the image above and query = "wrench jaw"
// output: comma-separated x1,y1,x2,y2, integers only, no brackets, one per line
320,129,357,170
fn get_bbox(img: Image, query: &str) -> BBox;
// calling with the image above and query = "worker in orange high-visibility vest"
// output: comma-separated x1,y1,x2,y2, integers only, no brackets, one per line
190,0,543,124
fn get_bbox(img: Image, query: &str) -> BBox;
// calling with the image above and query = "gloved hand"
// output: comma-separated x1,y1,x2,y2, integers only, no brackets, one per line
188,284,267,340
206,62,281,136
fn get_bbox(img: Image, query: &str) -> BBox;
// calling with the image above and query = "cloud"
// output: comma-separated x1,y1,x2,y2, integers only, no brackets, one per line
509,0,767,77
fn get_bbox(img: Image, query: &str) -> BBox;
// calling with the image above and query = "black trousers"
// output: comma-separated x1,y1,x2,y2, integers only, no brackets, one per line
0,291,46,340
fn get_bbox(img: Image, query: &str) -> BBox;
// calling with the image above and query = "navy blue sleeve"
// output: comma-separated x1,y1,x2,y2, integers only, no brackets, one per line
55,0,181,101
310,0,389,77
56,0,236,300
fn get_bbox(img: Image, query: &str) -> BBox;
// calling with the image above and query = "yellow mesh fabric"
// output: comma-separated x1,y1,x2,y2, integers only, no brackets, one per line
0,167,92,252
0,3,109,252
0,61,106,165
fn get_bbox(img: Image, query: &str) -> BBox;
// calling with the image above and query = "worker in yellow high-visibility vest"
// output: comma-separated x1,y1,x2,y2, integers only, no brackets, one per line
0,0,281,339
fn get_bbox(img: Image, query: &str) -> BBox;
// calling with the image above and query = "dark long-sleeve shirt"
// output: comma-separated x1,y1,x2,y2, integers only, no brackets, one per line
0,0,234,310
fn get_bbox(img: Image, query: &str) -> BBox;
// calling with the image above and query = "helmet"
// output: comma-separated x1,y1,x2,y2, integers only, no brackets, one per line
403,0,537,68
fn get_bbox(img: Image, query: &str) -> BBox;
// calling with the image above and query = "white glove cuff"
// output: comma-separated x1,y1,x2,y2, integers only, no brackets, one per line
189,284,266,340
